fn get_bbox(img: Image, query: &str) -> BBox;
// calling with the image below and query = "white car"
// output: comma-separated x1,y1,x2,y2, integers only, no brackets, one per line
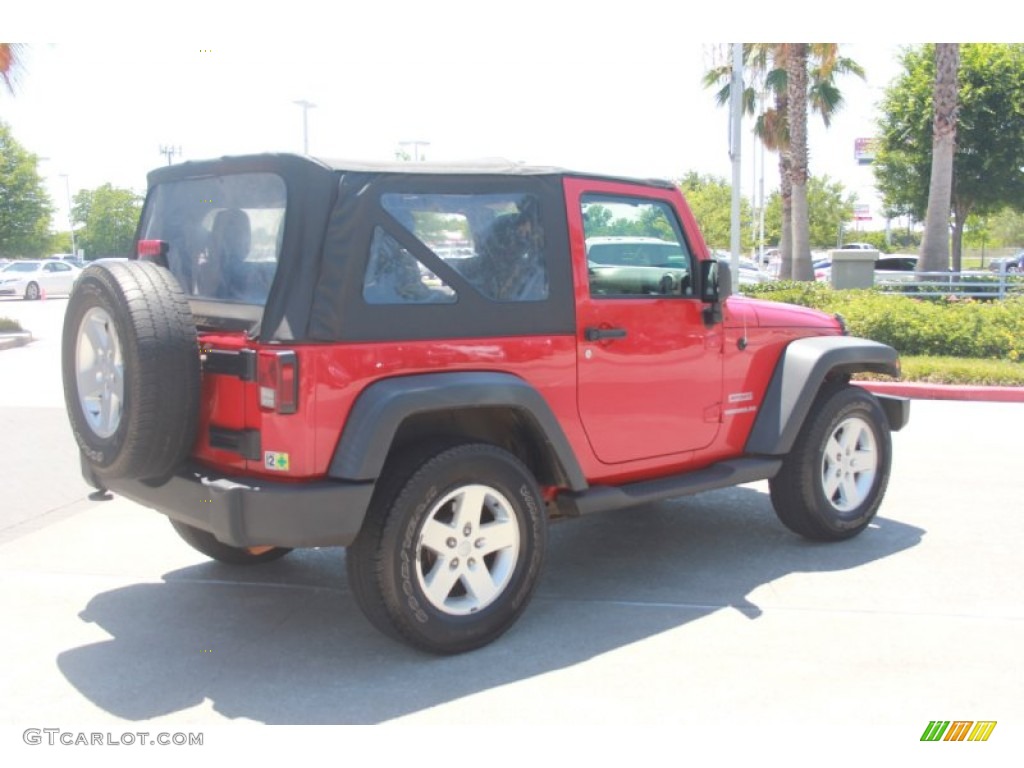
0,259,82,300
815,255,920,283
712,252,775,286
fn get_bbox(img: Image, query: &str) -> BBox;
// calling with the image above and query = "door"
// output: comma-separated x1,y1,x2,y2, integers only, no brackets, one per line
43,261,75,294
566,178,722,465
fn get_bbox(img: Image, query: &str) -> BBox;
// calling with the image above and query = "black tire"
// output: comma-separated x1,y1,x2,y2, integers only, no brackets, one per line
346,442,547,654
25,281,40,300
61,260,200,482
169,520,292,565
769,383,892,542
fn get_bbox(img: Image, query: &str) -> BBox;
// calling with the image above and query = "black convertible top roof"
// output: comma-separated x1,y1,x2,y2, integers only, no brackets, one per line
139,152,678,342
146,153,676,190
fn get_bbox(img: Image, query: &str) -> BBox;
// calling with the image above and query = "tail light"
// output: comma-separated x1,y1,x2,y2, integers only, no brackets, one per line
258,351,298,414
137,239,169,267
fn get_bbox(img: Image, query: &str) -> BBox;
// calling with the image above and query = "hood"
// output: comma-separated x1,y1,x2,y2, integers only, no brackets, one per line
725,296,843,332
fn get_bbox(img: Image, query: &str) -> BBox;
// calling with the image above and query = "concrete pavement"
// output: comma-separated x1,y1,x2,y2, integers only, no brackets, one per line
1,401,1022,750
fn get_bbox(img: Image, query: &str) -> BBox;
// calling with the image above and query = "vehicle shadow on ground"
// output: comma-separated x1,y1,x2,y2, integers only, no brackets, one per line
56,486,923,724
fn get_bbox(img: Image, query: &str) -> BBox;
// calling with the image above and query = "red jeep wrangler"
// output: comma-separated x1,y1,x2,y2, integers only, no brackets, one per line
62,154,908,653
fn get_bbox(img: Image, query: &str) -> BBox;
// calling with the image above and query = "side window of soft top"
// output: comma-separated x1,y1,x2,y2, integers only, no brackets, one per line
378,192,549,303
363,227,456,305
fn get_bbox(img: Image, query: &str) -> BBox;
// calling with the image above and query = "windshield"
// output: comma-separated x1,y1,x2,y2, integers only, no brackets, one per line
139,173,286,306
3,262,40,273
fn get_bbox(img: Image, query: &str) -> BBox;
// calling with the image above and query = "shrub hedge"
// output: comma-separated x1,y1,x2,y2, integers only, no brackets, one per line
742,282,1024,362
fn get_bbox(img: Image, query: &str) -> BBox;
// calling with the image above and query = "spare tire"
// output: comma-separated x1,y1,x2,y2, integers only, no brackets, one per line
62,260,200,482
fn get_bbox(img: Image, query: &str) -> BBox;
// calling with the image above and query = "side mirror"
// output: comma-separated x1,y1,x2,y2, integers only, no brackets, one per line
700,260,732,324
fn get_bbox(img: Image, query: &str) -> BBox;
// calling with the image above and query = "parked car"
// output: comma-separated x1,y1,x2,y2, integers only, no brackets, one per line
713,252,774,286
839,242,876,251
812,256,833,281
988,251,1024,273
816,255,919,283
585,236,693,296
0,259,82,299
874,255,920,282
62,153,908,654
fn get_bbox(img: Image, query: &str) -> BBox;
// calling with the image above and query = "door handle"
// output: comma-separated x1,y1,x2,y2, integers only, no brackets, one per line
584,326,627,342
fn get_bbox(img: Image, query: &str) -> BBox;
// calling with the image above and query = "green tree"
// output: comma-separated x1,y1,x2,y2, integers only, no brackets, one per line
678,172,752,251
962,213,990,255
989,207,1024,247
582,204,613,234
582,203,678,239
48,230,72,254
762,175,855,249
875,44,1024,271
72,184,143,258
0,120,53,258
410,211,468,245
807,175,856,247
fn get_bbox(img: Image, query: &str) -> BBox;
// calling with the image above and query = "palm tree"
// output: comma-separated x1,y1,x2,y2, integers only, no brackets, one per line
918,44,959,274
0,43,26,94
785,44,813,280
758,48,794,278
704,44,864,279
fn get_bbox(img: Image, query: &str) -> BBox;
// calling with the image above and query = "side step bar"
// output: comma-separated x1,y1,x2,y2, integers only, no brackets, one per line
555,457,782,517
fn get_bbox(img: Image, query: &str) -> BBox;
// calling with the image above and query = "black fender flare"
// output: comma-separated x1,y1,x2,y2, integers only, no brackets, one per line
745,336,905,456
328,371,587,490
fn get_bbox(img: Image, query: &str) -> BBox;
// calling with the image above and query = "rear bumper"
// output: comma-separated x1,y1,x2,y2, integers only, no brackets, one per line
90,462,375,548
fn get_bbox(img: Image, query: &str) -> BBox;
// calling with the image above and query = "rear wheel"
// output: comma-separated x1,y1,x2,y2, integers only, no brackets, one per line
62,261,200,482
169,520,292,565
770,383,891,541
346,443,547,654
25,281,40,300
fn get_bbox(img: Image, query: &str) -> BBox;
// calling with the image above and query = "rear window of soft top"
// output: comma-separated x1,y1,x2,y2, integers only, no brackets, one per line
139,172,286,306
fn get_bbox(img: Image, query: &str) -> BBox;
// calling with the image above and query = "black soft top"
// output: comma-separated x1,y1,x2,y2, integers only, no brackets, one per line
146,153,676,190
141,154,674,342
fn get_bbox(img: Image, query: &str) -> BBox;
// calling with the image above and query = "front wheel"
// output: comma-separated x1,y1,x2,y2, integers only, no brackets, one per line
769,384,892,542
346,443,547,654
25,282,40,300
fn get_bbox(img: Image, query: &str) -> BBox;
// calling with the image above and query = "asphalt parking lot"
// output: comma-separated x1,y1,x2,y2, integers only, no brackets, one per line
1,296,1020,764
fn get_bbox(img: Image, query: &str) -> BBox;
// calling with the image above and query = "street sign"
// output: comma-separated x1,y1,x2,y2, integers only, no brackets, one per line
855,138,878,165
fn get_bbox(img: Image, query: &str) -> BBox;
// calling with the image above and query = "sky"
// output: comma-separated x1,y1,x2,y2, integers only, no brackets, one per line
3,2,1009,240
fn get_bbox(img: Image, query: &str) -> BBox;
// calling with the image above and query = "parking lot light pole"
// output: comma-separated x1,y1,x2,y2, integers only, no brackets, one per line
293,100,316,154
729,42,742,276
159,145,182,165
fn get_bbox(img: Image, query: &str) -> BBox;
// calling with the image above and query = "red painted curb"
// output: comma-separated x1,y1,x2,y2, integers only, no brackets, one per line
855,380,1024,403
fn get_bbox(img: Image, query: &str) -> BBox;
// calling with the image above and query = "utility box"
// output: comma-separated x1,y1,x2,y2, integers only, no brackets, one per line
830,248,879,289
